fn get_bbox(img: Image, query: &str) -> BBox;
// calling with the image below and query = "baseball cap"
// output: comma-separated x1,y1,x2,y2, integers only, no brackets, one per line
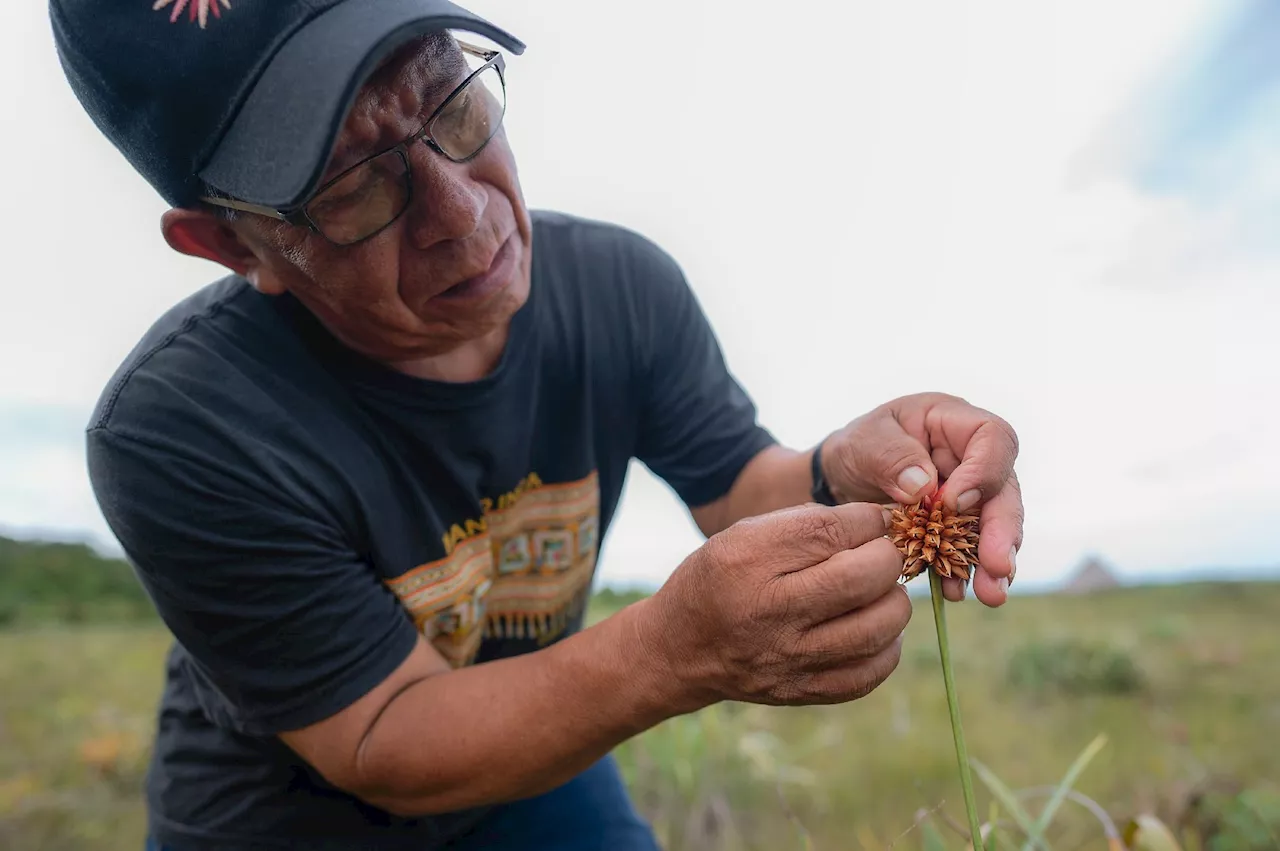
49,0,525,210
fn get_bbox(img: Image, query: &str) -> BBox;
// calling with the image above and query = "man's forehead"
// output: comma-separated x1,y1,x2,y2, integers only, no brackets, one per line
366,31,462,93
323,33,464,177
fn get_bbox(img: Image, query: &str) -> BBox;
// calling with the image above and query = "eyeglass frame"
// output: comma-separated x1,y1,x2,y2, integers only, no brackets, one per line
199,40,507,245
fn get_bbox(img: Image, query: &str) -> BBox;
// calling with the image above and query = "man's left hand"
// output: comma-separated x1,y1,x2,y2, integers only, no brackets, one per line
819,393,1022,608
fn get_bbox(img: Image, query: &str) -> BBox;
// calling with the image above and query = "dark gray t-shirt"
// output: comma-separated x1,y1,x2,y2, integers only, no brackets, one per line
86,210,775,850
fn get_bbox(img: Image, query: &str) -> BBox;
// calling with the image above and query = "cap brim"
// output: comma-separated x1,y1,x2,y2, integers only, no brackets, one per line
198,0,524,210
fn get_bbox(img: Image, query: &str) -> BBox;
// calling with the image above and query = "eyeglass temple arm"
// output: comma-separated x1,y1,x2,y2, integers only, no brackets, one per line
457,39,498,60
199,195,290,219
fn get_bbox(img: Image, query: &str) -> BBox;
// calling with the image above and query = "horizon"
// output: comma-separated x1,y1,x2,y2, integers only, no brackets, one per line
3,523,1276,599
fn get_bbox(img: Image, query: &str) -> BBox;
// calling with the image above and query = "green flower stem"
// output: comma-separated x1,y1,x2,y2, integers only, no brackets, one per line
928,569,984,850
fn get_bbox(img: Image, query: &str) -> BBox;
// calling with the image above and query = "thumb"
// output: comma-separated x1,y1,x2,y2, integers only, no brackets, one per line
826,413,939,505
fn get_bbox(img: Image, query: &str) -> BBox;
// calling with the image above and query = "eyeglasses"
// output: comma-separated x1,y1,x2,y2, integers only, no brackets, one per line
201,40,507,246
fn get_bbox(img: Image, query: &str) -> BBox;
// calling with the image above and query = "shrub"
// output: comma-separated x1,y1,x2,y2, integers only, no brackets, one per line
1005,637,1145,696
1189,787,1280,851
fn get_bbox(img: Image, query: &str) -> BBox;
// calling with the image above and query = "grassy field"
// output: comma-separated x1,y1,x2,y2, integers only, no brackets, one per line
2,581,1278,850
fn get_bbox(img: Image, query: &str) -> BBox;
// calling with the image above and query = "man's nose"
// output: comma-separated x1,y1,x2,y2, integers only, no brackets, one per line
402,141,486,248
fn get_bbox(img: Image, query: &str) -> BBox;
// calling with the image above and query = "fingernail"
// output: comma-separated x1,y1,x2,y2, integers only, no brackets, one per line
959,581,967,601
897,466,930,495
956,489,982,513
1009,546,1018,584
998,576,1009,595
882,508,893,529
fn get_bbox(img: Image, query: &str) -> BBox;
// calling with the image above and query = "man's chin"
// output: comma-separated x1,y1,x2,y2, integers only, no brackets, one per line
409,285,525,339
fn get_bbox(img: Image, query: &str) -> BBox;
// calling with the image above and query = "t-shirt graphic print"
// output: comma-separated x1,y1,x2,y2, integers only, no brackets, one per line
389,469,601,666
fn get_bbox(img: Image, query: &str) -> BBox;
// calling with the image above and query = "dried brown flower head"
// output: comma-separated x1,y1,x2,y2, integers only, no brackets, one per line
889,493,981,583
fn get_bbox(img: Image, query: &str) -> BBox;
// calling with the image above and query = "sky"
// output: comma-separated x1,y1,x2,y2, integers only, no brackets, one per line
2,0,1277,592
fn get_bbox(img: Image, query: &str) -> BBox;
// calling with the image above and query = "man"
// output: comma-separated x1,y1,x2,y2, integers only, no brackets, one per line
52,1,1022,849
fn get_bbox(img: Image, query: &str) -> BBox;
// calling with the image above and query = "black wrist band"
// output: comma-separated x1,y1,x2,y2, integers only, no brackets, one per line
810,441,839,506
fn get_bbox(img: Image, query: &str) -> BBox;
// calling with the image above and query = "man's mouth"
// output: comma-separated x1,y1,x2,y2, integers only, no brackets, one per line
432,234,517,303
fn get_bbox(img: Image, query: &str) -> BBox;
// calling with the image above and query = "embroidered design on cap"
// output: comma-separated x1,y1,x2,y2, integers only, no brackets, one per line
153,0,232,29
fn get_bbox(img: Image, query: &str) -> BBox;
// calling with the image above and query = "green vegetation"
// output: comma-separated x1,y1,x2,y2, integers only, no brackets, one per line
1006,637,1147,697
1,536,1277,849
1189,787,1280,851
595,582,1280,850
0,536,155,626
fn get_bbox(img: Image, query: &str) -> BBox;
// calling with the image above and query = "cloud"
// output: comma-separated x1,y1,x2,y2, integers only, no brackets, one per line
1124,434,1248,486
1062,0,1280,294
1124,0,1280,202
4,0,1278,590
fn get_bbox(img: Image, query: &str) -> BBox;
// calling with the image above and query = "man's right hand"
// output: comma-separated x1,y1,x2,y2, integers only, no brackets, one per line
639,501,911,710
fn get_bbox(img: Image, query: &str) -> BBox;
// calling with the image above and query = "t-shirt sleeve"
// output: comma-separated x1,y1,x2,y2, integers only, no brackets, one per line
86,425,419,737
625,233,777,508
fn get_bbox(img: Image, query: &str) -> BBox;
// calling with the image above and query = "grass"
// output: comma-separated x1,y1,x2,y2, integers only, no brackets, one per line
2,581,1278,850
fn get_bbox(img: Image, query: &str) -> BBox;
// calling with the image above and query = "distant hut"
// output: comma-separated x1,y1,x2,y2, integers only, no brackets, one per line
1063,555,1121,594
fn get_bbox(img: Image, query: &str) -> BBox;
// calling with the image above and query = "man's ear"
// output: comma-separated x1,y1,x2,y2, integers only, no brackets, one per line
160,208,286,295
